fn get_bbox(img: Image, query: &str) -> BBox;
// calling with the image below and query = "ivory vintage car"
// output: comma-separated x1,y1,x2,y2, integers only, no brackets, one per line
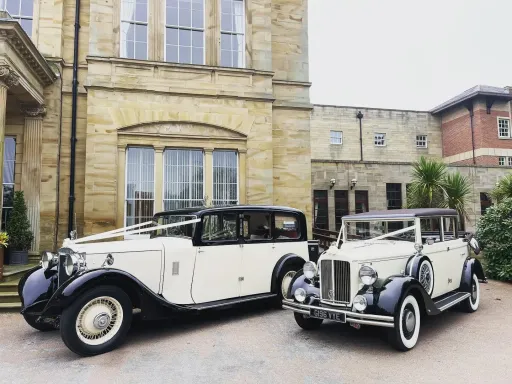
283,208,485,351
18,205,318,356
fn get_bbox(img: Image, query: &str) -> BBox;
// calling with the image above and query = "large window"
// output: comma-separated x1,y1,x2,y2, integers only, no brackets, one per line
2,0,33,36
313,190,328,230
2,137,15,230
120,0,148,60
165,0,205,64
334,190,348,231
125,147,155,226
498,118,511,138
163,149,204,210
213,150,238,206
386,183,402,210
220,0,245,68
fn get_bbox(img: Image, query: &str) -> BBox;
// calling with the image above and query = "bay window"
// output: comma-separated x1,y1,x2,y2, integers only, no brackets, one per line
220,0,245,68
213,150,238,206
163,149,204,210
125,147,155,226
120,0,149,60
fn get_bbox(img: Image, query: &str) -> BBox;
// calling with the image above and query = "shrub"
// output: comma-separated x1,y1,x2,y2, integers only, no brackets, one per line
476,198,512,281
6,191,33,251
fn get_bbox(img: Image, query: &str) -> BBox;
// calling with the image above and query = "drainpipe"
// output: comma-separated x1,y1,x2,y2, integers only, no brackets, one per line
68,0,81,236
356,111,364,161
466,103,476,165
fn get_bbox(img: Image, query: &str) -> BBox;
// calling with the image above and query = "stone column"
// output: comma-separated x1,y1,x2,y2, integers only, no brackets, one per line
206,0,220,66
154,146,164,213
116,144,126,228
239,149,247,204
204,148,214,206
0,66,20,216
20,105,46,252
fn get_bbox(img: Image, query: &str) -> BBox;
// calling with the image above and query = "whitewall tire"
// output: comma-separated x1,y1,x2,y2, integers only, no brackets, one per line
461,274,480,313
60,286,132,357
418,260,434,296
389,294,421,351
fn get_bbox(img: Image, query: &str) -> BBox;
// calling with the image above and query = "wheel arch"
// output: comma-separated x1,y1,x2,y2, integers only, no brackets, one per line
270,253,307,294
460,257,487,293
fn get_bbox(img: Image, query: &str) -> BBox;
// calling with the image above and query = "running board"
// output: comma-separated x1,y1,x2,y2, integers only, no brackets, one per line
434,292,471,312
189,293,277,310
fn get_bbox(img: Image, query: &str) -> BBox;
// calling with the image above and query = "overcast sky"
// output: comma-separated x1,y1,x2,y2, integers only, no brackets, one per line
308,0,512,111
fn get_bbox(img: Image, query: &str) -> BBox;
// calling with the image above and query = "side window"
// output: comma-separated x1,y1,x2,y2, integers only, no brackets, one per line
420,217,442,243
201,213,237,242
442,217,458,240
274,214,300,240
241,212,271,241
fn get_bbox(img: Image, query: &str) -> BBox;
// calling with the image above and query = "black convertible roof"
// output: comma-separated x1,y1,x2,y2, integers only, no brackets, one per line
154,205,304,217
343,208,458,220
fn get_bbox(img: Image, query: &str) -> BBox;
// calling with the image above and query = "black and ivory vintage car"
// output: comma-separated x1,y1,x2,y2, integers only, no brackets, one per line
282,208,485,351
18,205,319,356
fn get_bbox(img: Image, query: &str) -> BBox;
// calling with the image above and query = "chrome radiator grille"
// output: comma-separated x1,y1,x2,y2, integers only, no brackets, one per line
320,260,351,304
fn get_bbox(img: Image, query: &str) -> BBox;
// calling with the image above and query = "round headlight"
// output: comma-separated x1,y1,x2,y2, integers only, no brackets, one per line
41,251,57,270
359,265,378,286
64,254,77,276
353,295,368,311
303,261,317,279
294,288,307,303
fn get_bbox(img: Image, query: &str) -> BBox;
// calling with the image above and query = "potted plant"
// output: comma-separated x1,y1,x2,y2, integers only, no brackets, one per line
0,232,8,280
6,191,33,265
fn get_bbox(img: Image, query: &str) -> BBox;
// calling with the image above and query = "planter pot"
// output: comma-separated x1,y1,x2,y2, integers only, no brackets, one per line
8,250,28,265
0,247,4,280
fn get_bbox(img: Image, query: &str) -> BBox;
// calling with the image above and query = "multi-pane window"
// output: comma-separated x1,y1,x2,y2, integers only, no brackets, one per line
508,158,512,167
213,150,238,206
120,0,148,60
163,149,204,210
416,134,427,148
334,190,348,231
374,133,386,146
165,0,205,65
330,130,343,145
386,183,402,210
125,147,155,226
498,118,511,138
2,137,16,230
499,157,505,166
480,192,492,215
220,0,245,68
2,0,33,36
313,190,328,230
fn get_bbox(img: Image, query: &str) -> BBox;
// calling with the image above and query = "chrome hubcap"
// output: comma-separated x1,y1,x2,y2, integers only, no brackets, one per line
472,283,477,302
281,271,296,298
405,310,416,333
93,313,111,330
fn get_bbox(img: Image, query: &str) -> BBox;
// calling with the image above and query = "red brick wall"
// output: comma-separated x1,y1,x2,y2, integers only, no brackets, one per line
441,108,472,157
451,156,502,166
473,108,511,149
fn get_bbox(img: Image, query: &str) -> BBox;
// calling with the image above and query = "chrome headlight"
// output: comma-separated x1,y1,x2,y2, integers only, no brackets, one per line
41,251,58,270
294,288,307,303
64,252,87,276
303,261,317,279
353,295,368,311
359,265,378,286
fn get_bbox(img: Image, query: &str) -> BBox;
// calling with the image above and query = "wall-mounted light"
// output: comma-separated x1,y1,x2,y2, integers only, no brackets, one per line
350,179,357,190
330,179,336,189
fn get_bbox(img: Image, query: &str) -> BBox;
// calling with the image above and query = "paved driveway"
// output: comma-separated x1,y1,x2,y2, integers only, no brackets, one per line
1,280,511,384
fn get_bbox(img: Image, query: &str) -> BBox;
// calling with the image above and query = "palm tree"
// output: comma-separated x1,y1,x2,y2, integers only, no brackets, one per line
490,173,512,203
407,156,472,226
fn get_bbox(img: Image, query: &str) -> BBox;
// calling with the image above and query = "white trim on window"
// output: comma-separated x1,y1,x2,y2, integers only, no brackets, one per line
374,133,386,147
220,0,246,68
120,0,149,60
416,134,427,148
212,150,239,206
497,117,511,139
330,130,343,145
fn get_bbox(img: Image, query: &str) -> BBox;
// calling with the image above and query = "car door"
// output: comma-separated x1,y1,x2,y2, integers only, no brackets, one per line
441,216,468,291
239,211,275,296
191,212,242,303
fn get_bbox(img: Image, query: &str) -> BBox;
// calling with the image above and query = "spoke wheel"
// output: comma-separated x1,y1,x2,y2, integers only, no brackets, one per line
418,260,434,296
76,296,124,346
281,270,296,299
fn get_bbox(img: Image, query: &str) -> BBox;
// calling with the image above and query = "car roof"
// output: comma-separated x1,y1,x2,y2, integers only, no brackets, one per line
342,208,458,220
154,205,304,217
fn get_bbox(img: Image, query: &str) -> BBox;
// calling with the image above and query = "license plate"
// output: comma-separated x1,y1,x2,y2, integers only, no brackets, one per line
309,308,346,323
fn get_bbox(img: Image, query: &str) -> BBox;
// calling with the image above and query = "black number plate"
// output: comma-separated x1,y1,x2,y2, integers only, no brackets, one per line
309,308,346,323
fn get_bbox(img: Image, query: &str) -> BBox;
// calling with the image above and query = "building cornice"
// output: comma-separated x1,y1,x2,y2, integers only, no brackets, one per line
0,21,57,86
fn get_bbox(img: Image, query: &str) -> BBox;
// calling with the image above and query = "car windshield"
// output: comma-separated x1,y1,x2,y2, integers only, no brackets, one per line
151,215,197,238
344,220,416,242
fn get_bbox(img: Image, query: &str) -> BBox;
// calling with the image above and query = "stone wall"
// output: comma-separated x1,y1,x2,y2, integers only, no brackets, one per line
312,160,510,233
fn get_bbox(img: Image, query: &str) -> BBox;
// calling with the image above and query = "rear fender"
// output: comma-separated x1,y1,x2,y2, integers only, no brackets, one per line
270,253,307,294
460,258,487,293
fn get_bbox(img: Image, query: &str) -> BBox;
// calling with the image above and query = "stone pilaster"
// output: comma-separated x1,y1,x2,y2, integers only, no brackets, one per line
20,104,46,252
154,146,165,213
204,148,214,206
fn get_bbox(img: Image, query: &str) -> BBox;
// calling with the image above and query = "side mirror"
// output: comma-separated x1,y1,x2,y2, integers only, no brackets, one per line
469,237,481,255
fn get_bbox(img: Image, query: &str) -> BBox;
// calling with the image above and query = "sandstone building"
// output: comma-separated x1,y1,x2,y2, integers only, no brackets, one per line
0,0,510,256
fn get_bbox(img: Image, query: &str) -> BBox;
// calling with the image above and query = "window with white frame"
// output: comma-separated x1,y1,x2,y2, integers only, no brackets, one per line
213,150,238,206
508,157,512,167
125,147,155,226
220,0,245,68
498,118,511,138
1,0,34,36
330,130,343,145
163,149,204,210
416,134,427,148
374,133,386,146
499,157,506,166
2,137,16,230
165,0,205,65
120,0,148,60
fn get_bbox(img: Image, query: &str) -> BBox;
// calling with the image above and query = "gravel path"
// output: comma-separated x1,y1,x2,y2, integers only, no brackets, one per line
1,280,511,384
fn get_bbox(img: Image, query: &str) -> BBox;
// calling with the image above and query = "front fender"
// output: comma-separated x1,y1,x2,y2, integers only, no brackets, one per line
360,276,440,317
19,266,59,315
460,258,487,292
286,270,320,303
271,253,307,294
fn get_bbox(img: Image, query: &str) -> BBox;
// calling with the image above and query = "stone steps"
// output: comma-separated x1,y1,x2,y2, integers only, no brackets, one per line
0,265,35,311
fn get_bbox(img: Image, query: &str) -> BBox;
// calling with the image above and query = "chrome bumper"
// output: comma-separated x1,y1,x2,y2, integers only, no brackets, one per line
282,299,395,328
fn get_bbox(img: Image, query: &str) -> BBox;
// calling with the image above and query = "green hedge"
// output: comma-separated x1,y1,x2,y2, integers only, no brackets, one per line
476,198,512,281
